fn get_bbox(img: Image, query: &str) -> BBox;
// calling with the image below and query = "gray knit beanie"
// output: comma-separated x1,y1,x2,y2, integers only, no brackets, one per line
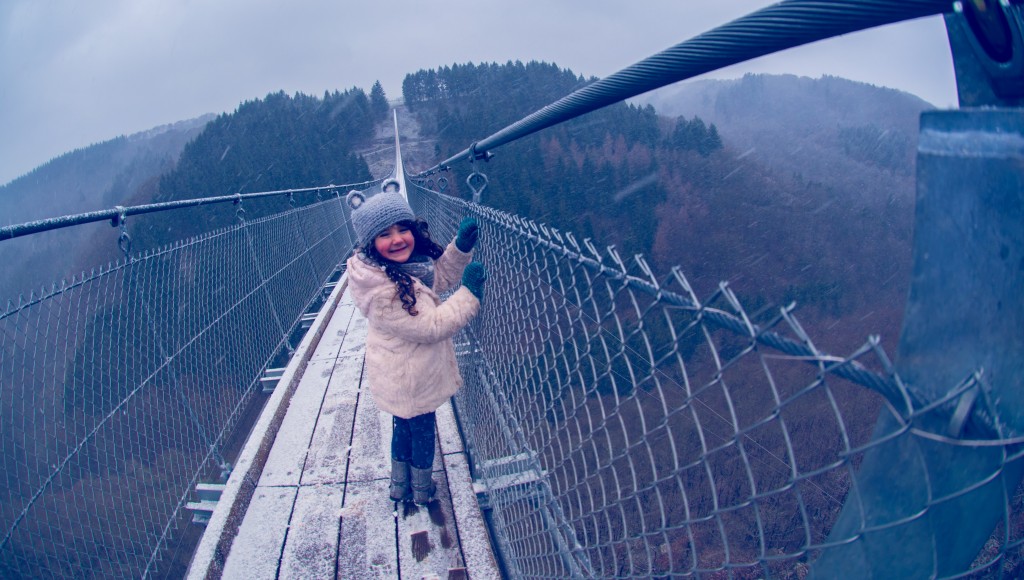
346,189,415,248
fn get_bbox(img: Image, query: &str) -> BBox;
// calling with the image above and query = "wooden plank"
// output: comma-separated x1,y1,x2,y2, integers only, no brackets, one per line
397,468,466,578
346,388,393,483
339,310,369,357
309,296,356,362
279,483,344,579
302,353,364,485
188,277,350,579
258,357,335,487
221,486,297,580
438,400,502,578
338,479,398,577
444,452,502,579
436,401,464,455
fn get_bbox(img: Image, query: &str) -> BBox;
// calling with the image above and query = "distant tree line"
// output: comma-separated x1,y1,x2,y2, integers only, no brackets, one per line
133,86,387,247
404,61,722,259
159,88,381,201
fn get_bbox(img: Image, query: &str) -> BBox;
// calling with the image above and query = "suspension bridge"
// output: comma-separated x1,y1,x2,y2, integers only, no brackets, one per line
2,0,1023,577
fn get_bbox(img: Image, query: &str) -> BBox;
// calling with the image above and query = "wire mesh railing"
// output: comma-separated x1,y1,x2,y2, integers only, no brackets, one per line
0,196,356,579
408,183,1024,578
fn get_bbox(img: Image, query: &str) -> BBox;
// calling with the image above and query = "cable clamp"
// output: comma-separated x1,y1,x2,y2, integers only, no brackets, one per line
468,142,493,163
234,193,246,222
111,206,127,228
111,206,131,258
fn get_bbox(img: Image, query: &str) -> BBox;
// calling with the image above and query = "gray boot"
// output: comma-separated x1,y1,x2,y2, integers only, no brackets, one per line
389,459,411,502
410,466,436,505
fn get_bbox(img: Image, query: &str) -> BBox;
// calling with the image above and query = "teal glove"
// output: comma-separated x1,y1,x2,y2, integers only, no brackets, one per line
455,217,479,252
461,262,487,303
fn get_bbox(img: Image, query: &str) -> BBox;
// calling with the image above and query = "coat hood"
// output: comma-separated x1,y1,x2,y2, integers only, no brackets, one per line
346,252,396,314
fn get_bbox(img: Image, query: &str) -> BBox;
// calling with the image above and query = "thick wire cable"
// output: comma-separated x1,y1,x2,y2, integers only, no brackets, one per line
421,0,954,173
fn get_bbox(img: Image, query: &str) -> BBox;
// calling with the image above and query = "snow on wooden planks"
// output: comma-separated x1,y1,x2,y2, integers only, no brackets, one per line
217,291,499,579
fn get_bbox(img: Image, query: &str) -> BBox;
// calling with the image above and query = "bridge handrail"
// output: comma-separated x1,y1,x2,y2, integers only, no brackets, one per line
0,181,379,242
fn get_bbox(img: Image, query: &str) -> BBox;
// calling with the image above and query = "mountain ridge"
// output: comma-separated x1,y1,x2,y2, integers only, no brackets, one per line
633,73,933,201
0,114,215,223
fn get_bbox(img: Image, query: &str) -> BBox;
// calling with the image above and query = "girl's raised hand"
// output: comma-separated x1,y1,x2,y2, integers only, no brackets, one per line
461,262,487,303
455,217,479,252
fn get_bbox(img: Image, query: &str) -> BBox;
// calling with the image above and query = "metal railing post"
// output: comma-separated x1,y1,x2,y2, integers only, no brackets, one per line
815,106,1024,578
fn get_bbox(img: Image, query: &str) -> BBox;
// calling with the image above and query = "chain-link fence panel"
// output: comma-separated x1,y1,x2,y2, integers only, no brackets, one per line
0,196,355,579
409,183,1024,578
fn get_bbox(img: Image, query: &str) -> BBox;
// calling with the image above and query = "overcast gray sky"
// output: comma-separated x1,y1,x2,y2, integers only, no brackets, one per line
0,1,957,186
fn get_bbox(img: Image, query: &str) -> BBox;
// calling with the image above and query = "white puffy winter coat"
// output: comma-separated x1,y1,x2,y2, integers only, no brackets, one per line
345,242,479,419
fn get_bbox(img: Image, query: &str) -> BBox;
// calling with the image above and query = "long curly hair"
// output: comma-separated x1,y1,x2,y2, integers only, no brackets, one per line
361,218,444,316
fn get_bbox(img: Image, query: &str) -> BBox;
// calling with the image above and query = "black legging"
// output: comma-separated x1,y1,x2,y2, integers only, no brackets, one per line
391,411,436,470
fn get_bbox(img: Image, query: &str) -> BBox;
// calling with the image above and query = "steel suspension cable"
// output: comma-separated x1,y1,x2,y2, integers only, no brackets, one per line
420,0,955,174
0,180,379,242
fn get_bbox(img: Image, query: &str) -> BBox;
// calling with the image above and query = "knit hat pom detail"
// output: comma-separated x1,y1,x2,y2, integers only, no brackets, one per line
381,179,401,193
346,190,366,210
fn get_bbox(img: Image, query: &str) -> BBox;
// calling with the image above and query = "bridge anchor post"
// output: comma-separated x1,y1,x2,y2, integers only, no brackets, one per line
814,108,1024,578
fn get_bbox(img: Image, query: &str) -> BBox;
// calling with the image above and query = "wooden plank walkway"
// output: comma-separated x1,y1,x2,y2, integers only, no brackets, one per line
188,277,501,579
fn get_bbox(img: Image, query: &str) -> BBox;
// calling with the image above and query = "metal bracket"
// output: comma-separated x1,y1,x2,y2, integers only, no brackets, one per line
467,142,494,163
948,380,982,438
112,206,131,258
233,193,246,222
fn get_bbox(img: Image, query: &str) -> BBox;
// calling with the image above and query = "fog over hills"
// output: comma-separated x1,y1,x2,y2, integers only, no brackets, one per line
1,115,214,223
0,115,213,301
634,73,933,202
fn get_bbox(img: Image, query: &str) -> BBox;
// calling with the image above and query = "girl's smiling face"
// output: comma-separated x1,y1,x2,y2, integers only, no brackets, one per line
374,223,416,263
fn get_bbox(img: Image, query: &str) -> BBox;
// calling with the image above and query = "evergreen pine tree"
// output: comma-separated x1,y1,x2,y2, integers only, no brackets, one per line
370,81,389,120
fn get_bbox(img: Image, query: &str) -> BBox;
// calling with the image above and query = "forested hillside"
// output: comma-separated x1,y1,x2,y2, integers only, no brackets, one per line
134,87,383,248
2,87,385,300
404,63,918,354
404,62,723,261
0,117,211,301
0,116,212,222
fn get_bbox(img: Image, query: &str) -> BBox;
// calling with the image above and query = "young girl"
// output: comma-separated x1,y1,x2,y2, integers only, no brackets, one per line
345,187,486,505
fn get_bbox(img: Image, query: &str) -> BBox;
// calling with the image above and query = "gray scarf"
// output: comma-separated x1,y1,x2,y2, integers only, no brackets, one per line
397,254,435,289
359,252,435,289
